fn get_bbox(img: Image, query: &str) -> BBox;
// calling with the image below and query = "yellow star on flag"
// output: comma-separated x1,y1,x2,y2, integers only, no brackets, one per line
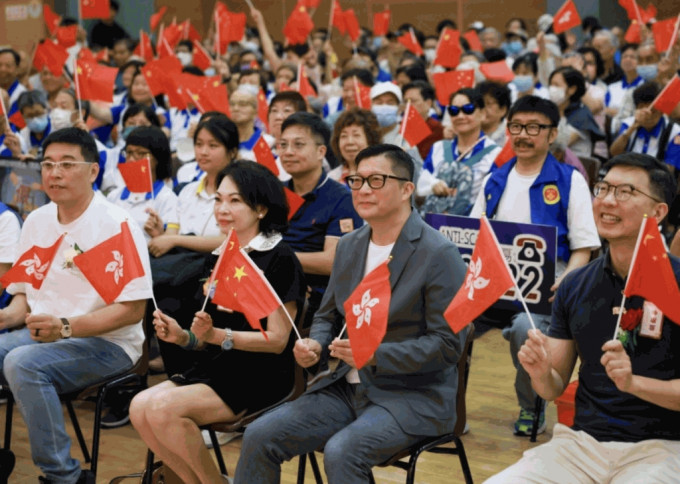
234,265,247,282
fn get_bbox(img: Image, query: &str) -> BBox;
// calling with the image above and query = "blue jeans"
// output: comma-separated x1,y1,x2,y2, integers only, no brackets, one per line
235,379,426,483
0,328,133,484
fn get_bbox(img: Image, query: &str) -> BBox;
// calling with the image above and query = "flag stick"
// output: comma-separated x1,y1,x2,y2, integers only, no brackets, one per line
352,43,358,57
73,63,84,122
353,75,362,109
140,29,145,59
186,89,207,114
397,100,410,147
214,9,221,57
337,322,347,339
200,231,231,312
243,0,255,11
665,14,680,60
326,1,334,42
146,158,156,200
157,23,164,60
77,0,82,26
632,1,644,27
612,214,648,341
0,91,10,129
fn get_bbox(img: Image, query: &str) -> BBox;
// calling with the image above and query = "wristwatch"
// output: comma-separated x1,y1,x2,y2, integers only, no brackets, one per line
221,328,234,351
60,318,72,339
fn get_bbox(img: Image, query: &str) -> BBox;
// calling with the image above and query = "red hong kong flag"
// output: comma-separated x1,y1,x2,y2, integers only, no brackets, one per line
494,137,516,168
253,135,279,176
553,0,582,34
400,101,432,147
284,187,305,220
624,216,680,325
80,0,110,19
463,29,483,52
43,4,62,35
373,9,391,37
652,16,679,53
331,0,346,35
0,234,65,290
432,69,475,106
652,74,680,115
397,30,423,56
118,158,153,193
283,3,314,45
619,0,656,24
343,9,361,42
344,260,392,369
480,60,515,84
211,230,282,338
444,216,515,333
73,222,146,304
434,28,462,68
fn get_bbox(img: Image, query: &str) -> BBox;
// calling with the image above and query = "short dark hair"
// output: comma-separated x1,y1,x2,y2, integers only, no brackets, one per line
395,63,428,83
268,91,307,115
512,52,538,75
483,48,507,63
17,90,48,112
110,0,120,11
450,87,484,108
478,81,512,114
331,108,382,166
577,47,604,78
402,80,436,102
125,126,172,180
281,112,330,146
182,66,204,76
194,116,239,152
113,37,135,52
602,153,677,207
122,103,161,127
0,48,20,66
42,127,99,164
340,68,374,87
177,39,193,52
507,95,560,127
118,59,145,76
632,81,661,106
621,43,639,56
549,67,586,103
355,144,415,182
437,19,457,33
215,160,289,235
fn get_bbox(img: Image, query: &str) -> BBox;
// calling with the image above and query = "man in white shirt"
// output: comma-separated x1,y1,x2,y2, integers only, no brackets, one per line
0,128,152,483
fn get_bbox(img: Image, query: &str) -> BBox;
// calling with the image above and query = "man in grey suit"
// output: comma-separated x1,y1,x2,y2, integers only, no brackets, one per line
234,144,468,483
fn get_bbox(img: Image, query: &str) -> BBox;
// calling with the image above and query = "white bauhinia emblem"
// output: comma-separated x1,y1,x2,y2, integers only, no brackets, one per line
105,250,124,284
21,254,49,280
465,257,490,300
558,11,571,24
352,289,380,329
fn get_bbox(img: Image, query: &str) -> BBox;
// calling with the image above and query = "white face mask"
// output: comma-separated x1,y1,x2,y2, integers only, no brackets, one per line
548,86,567,105
50,108,74,131
424,48,436,63
177,52,193,67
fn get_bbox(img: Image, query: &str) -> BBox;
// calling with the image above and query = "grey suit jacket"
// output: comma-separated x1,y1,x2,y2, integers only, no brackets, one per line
309,210,468,437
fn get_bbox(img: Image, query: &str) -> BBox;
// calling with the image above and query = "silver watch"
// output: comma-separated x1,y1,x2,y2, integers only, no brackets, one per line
60,318,72,339
221,328,234,351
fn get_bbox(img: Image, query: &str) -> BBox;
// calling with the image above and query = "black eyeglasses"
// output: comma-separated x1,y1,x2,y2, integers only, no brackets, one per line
593,181,663,203
447,103,477,117
507,122,555,136
346,174,410,190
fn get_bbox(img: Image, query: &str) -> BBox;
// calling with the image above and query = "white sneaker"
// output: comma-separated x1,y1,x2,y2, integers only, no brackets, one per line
202,430,241,448
221,475,234,483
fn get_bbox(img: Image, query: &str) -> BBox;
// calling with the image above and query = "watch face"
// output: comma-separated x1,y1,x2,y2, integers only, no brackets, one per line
221,339,234,351
61,325,72,338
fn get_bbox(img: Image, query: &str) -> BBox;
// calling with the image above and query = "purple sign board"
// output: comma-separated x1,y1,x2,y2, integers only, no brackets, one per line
426,213,558,316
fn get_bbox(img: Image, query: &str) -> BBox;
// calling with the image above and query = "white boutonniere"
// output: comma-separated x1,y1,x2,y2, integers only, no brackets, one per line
63,243,83,269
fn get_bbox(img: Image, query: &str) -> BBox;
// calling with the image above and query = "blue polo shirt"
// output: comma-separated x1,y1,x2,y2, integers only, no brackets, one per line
550,251,680,442
283,171,362,295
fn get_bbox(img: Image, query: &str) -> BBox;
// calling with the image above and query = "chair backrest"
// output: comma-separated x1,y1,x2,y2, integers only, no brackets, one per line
453,324,475,436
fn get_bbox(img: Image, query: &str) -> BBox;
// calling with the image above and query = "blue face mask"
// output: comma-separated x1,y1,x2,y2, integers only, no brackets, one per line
371,104,399,127
512,75,534,93
504,40,523,56
27,114,49,134
637,64,658,81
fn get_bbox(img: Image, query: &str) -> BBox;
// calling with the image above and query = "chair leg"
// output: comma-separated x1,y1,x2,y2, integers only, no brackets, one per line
531,396,544,443
144,449,155,484
453,435,474,484
209,429,228,475
308,452,323,484
65,400,91,464
296,454,307,484
3,394,13,450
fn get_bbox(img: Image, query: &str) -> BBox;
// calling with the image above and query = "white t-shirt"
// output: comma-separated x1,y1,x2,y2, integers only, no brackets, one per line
7,192,153,361
0,210,21,264
177,175,221,236
470,166,600,275
107,185,179,242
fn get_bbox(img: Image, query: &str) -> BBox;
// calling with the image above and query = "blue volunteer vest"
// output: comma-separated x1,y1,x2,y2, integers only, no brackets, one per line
484,153,574,262
0,202,22,311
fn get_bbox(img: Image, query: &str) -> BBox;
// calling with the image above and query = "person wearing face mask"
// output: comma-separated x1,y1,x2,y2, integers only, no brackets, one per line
511,53,549,101
17,90,51,158
174,40,195,69
502,30,528,60
610,82,680,172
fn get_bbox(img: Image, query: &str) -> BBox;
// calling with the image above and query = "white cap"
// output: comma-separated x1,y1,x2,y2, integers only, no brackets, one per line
369,82,402,103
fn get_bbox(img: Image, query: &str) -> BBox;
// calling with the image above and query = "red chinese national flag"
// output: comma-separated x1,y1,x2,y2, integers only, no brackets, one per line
343,9,361,42
181,19,201,43
161,22,183,51
196,78,231,116
553,0,581,34
434,28,462,68
354,78,372,109
400,102,432,147
142,56,183,96
432,69,475,106
211,231,282,337
192,40,212,71
652,75,680,115
624,217,680,324
43,4,62,35
215,9,246,54
34,40,69,78
625,21,642,43
133,31,154,62
332,1,346,35
73,222,145,305
0,234,65,290
373,9,391,37
300,0,321,7
283,3,314,45
56,24,78,48
619,0,656,24
118,158,153,193
463,30,483,52
444,216,515,333
253,135,279,176
494,137,516,168
80,0,110,19
297,64,317,98
397,30,423,56
150,6,167,31
344,260,391,369
76,59,117,103
480,60,515,84
652,17,679,53
284,187,305,220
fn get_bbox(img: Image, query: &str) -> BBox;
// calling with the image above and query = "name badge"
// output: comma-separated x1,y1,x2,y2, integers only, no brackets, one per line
639,301,663,339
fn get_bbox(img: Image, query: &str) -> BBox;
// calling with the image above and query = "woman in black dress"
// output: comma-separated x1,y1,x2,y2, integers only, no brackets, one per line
130,161,305,484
